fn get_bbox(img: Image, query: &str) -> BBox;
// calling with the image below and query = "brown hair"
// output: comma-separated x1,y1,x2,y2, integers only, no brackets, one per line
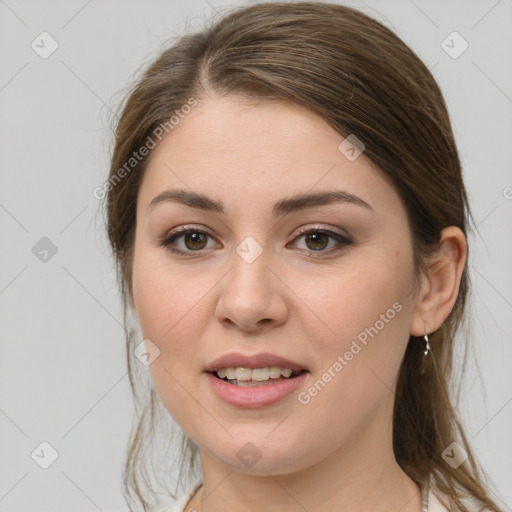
104,2,503,511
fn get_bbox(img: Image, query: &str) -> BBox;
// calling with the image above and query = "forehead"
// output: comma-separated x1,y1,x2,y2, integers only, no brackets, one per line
137,95,401,218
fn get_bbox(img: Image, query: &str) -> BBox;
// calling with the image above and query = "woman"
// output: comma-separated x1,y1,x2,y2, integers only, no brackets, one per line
103,2,503,511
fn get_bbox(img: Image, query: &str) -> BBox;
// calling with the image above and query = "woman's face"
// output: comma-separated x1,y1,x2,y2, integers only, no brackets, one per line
131,95,421,475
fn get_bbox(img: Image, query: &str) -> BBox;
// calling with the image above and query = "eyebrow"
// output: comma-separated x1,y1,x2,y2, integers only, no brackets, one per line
147,188,375,216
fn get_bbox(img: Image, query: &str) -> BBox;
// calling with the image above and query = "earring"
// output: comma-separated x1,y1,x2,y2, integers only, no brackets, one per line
423,334,431,356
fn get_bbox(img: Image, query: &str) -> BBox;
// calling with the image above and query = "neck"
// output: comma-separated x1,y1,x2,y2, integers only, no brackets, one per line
190,409,422,512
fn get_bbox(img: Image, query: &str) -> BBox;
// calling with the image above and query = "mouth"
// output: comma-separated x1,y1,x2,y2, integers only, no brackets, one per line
204,351,309,388
205,363,309,408
210,367,308,387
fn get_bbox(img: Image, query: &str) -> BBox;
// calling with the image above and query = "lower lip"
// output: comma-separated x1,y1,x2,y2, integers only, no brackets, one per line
205,372,309,408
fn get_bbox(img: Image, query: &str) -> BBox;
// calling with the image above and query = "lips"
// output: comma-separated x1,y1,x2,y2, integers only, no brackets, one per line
203,352,308,374
206,370,308,408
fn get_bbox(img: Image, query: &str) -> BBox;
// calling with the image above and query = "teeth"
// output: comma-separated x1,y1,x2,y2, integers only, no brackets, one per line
235,368,252,381
215,366,298,381
269,366,282,379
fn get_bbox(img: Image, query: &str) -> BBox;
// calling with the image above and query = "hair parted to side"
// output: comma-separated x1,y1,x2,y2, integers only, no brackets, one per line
103,2,502,511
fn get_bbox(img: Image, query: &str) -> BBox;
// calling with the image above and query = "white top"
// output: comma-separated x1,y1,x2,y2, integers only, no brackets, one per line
154,480,202,512
154,479,479,512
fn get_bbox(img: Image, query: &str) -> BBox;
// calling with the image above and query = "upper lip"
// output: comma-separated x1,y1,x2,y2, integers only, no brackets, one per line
204,352,308,373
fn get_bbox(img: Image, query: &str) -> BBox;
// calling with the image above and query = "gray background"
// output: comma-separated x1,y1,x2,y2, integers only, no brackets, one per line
1,0,511,511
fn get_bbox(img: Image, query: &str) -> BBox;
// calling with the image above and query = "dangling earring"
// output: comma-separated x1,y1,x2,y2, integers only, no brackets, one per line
423,334,431,356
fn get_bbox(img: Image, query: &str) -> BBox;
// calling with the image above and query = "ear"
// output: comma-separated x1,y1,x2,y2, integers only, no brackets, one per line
410,226,468,336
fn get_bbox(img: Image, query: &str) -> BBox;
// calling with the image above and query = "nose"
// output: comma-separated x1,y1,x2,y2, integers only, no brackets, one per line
215,247,289,333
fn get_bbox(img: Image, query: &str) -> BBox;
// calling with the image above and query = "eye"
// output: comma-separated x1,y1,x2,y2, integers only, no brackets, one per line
158,225,352,257
289,226,352,255
158,227,218,254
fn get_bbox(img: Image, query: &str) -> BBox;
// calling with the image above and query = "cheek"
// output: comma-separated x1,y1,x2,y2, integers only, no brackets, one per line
132,243,205,340
131,246,206,428
131,243,216,373
297,252,413,406
304,253,410,349
131,245,199,390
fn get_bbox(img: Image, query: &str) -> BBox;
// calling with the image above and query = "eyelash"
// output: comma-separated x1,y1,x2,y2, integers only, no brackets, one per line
158,225,353,257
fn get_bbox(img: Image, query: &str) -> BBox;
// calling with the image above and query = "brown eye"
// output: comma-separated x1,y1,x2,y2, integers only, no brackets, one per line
183,232,208,250
159,228,217,254
290,228,352,256
304,232,330,251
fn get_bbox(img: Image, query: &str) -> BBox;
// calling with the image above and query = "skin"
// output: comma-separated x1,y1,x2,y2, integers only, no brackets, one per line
131,95,467,512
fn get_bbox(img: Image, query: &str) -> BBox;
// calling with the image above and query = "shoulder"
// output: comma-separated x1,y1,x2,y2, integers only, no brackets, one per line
429,489,451,512
153,480,203,512
429,488,482,512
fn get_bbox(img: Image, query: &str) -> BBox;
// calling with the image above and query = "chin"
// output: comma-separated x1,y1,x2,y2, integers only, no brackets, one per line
204,435,314,476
